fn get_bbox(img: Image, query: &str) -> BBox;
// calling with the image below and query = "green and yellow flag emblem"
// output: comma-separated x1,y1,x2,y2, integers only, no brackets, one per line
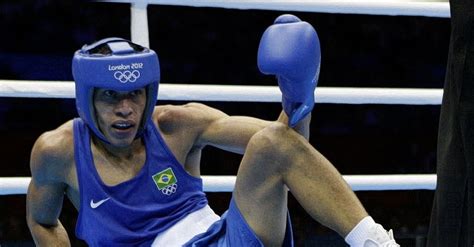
152,167,177,191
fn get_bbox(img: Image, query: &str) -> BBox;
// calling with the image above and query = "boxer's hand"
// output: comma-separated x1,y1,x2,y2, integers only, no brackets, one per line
258,14,321,127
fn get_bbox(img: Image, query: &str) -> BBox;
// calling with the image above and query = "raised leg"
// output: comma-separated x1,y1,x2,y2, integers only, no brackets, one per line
233,122,368,246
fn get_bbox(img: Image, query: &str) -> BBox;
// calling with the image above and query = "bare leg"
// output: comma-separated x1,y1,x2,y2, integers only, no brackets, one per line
233,122,368,246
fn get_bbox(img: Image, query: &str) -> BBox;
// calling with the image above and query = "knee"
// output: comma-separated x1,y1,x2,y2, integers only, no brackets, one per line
247,122,298,160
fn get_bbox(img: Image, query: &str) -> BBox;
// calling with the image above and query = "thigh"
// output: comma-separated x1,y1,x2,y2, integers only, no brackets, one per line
232,125,290,246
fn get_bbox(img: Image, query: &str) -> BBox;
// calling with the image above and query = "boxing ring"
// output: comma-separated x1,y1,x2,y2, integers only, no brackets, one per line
0,0,447,196
0,81,441,194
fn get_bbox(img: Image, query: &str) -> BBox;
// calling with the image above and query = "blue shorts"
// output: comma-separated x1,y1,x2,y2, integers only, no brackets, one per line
183,197,294,247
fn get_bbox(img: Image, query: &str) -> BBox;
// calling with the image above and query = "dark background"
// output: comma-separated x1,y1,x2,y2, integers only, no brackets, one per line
0,0,450,246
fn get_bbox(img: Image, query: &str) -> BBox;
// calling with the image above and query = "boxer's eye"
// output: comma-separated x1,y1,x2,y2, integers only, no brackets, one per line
103,90,117,98
129,90,143,97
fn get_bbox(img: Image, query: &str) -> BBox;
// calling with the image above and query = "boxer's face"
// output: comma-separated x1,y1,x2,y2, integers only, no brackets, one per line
93,88,147,147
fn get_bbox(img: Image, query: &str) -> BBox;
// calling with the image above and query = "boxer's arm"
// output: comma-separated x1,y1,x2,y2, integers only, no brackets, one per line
200,115,273,154
162,103,269,154
27,132,71,247
188,14,317,152
175,103,307,155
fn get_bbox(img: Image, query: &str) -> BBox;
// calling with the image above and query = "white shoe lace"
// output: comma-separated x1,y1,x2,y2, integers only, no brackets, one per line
363,226,400,247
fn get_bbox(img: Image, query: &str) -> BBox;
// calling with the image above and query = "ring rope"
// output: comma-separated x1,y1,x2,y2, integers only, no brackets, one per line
2,2,442,200
103,0,450,18
122,0,450,46
0,174,437,195
0,80,442,105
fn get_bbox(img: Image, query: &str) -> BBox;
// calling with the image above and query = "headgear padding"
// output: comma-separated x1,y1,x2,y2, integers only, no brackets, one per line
72,37,160,142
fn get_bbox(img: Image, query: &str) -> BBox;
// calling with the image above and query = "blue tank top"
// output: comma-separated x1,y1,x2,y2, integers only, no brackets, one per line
74,118,208,246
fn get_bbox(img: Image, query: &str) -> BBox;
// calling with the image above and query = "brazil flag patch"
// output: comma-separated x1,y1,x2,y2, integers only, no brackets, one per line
152,168,178,195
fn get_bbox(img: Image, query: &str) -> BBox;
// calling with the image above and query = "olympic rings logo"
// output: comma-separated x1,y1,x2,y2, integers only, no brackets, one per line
113,70,141,83
161,184,178,196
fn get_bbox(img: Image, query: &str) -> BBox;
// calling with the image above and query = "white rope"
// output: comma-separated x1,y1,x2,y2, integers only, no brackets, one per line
102,0,450,18
177,174,438,191
0,80,443,105
1,178,30,195
123,1,449,62
0,174,436,195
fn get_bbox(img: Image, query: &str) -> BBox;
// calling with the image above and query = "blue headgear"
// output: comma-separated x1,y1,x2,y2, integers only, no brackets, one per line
72,37,160,142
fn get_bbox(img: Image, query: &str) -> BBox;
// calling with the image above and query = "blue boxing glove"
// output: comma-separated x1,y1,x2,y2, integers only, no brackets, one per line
258,14,321,127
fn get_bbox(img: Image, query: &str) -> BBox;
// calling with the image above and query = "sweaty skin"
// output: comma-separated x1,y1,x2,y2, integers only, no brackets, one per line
27,89,308,246
28,96,368,246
